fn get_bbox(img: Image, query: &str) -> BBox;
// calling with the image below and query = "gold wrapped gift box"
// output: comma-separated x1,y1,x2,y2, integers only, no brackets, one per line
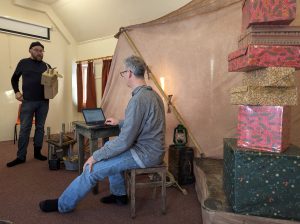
230,86,298,106
242,67,296,87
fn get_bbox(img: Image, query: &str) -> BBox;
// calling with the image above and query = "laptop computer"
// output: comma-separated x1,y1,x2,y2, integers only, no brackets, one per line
82,108,107,126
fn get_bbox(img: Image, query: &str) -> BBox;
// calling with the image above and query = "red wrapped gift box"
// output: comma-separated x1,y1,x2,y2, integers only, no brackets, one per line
237,105,291,152
228,45,300,72
242,0,296,31
238,25,300,49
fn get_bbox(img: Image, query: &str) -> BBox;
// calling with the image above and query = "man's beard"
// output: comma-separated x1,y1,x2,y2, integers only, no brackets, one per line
33,55,43,61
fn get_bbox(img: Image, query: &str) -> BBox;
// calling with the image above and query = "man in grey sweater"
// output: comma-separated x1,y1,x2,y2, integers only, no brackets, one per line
39,55,166,213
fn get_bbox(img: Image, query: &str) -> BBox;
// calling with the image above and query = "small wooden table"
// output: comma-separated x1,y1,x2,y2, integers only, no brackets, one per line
73,121,120,174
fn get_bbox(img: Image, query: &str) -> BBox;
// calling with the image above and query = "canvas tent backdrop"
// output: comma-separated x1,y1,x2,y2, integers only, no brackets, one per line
101,0,300,159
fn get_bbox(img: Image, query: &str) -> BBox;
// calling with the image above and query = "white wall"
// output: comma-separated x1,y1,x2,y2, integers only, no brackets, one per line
0,0,118,142
77,36,117,61
0,0,76,141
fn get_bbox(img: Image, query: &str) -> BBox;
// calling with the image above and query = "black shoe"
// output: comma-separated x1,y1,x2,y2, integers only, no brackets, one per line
7,158,26,167
100,194,128,205
34,147,47,161
34,153,47,161
39,199,58,212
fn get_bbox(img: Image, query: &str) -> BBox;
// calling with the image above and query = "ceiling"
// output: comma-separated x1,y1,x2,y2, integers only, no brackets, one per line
32,0,191,42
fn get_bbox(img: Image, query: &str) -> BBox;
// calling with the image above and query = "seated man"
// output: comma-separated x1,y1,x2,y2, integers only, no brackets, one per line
39,55,166,213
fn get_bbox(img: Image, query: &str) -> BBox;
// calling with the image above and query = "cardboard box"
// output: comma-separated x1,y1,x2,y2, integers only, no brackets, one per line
238,25,300,48
242,0,296,31
228,45,300,72
230,86,297,105
237,105,291,152
41,68,61,99
44,78,58,99
41,74,58,86
242,67,296,87
223,138,300,220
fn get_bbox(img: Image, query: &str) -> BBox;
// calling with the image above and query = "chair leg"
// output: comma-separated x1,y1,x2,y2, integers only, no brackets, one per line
152,187,157,199
92,184,99,195
161,170,166,214
126,171,130,197
131,169,136,218
47,143,51,160
14,124,17,144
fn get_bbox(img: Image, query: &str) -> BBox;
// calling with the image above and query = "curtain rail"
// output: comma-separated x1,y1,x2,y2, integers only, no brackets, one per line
76,55,113,64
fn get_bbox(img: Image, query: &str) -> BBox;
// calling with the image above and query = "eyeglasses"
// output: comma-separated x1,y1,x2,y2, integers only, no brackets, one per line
120,70,129,77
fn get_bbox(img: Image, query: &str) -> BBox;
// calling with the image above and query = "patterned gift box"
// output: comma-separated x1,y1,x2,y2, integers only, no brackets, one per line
230,86,297,105
237,105,291,152
242,67,296,87
242,0,296,31
228,45,300,72
238,25,300,49
223,138,300,220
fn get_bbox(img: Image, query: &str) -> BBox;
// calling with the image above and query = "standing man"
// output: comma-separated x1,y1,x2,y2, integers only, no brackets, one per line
39,55,166,213
7,41,51,167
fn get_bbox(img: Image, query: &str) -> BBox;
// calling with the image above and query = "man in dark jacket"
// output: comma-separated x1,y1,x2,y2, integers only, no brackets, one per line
7,41,51,167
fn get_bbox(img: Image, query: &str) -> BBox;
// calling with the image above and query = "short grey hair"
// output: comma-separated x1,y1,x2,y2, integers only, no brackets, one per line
124,55,146,78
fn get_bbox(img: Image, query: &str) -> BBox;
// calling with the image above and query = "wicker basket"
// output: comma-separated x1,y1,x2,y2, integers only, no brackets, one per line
63,160,78,171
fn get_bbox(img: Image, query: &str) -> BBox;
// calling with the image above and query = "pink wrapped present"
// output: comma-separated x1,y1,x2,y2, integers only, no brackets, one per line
237,105,291,152
228,45,300,72
242,0,296,31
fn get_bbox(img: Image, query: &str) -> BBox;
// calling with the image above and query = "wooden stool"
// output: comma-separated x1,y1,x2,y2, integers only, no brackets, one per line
46,125,76,167
125,163,167,218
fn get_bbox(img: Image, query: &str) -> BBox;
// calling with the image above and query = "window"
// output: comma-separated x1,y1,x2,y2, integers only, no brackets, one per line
82,64,88,106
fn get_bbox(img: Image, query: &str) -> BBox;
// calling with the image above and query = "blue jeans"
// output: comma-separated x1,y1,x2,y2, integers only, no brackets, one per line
58,150,140,213
17,100,49,160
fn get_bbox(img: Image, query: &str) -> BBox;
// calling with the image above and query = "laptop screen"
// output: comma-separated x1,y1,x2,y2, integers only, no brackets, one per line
82,108,106,124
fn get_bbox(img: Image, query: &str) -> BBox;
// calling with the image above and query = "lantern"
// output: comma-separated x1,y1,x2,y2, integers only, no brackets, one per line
173,124,187,146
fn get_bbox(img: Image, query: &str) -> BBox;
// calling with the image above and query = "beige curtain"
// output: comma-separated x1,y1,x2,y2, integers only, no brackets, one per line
101,0,300,158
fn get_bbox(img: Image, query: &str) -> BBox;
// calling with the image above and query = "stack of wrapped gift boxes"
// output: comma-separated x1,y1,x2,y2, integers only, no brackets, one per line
224,0,300,221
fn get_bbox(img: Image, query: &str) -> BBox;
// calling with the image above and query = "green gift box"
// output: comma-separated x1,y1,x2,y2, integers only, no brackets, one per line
223,138,300,221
